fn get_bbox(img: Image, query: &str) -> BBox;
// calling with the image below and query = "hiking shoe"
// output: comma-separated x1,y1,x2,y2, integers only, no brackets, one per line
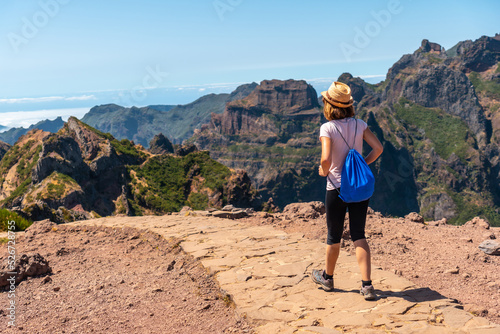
311,269,333,291
360,285,376,300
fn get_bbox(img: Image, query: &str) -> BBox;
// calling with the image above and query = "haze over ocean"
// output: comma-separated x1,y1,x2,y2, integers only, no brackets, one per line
1,0,499,128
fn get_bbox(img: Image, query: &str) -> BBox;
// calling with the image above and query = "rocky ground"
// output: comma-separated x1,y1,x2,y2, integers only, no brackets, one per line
0,220,252,333
1,204,499,333
242,203,500,325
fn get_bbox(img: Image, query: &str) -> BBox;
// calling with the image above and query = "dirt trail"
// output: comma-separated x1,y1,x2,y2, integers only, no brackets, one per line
58,214,499,333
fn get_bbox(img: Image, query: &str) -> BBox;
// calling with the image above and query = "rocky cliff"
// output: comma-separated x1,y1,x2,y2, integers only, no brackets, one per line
191,79,324,209
341,34,500,224
0,118,260,222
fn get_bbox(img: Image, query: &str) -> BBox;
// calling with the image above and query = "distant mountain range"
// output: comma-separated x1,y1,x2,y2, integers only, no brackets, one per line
0,33,498,225
80,83,258,146
0,116,65,145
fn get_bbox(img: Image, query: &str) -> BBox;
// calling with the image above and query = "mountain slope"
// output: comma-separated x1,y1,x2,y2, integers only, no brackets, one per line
0,118,260,223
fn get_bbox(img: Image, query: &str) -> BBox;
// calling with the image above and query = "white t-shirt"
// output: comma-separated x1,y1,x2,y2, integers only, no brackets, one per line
319,118,368,190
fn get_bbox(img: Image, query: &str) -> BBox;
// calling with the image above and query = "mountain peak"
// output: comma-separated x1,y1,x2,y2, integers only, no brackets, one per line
149,133,174,155
228,79,320,115
420,39,443,53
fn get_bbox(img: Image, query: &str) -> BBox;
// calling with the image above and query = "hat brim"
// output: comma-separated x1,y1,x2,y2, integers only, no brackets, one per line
321,91,354,108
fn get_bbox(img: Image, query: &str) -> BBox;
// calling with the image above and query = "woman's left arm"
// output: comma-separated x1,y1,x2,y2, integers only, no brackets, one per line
319,136,332,177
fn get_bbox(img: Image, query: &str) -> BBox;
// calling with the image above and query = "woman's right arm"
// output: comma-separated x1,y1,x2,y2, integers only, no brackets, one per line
319,136,332,177
363,128,383,165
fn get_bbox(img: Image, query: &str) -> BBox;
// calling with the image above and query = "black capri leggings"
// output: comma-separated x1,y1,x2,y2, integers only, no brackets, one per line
325,189,370,245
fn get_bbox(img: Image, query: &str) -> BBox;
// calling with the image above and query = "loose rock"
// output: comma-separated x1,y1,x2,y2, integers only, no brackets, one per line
222,205,235,212
478,240,500,255
404,212,424,224
0,253,51,287
445,267,460,274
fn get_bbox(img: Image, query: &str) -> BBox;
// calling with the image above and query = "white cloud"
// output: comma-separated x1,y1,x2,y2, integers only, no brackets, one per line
0,107,91,129
171,82,247,90
359,74,386,79
306,75,386,84
0,95,96,104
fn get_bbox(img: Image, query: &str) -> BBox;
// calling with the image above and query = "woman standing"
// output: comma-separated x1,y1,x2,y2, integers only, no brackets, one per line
311,81,383,300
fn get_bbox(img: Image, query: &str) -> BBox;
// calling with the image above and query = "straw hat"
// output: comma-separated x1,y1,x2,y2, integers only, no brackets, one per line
321,81,354,108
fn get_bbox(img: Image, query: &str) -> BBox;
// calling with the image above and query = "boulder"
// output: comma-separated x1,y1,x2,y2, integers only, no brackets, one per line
283,201,325,219
224,169,262,209
262,198,279,213
179,206,193,214
478,240,500,255
404,212,424,224
0,253,51,287
464,217,490,229
428,218,448,226
420,39,443,53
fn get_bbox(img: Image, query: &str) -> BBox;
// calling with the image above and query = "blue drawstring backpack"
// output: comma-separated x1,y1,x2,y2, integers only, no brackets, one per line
327,119,375,203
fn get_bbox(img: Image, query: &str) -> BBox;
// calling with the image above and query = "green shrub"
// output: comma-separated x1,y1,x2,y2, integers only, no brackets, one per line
469,71,500,99
187,192,209,210
0,209,32,231
491,103,500,113
2,177,33,207
111,138,146,160
446,190,500,227
394,98,473,161
0,146,20,173
0,142,42,206
426,54,444,64
51,172,77,185
128,151,231,213
183,151,231,191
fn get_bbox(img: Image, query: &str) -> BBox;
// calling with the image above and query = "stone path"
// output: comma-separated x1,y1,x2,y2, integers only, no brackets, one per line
66,214,500,333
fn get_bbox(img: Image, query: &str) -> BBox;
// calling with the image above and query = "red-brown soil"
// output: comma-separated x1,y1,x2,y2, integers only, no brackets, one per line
0,223,252,334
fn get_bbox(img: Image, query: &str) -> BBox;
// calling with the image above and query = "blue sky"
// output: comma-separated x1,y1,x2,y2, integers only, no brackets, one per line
0,0,499,128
